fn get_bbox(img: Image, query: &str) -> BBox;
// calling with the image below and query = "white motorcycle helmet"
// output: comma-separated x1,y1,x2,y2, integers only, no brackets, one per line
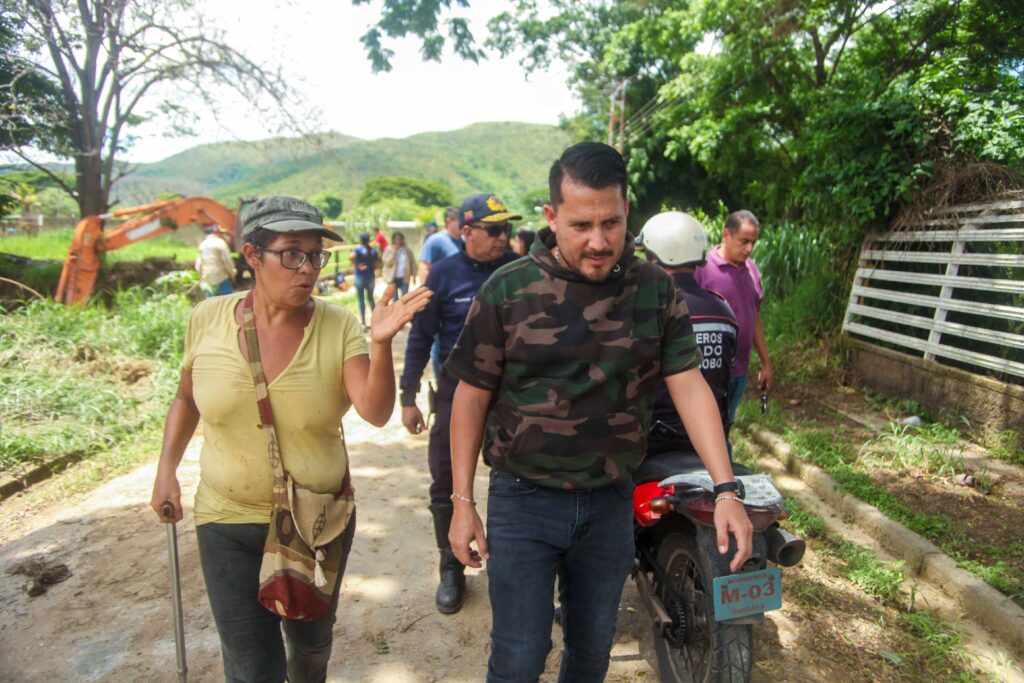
636,211,709,267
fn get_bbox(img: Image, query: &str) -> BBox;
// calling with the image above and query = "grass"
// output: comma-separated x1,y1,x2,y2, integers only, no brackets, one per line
989,430,1024,466
900,612,973,677
0,226,200,263
779,496,982,679
0,286,190,472
860,421,967,478
781,427,1022,606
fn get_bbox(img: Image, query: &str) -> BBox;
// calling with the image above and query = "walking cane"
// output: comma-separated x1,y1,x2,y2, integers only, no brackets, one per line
162,502,188,683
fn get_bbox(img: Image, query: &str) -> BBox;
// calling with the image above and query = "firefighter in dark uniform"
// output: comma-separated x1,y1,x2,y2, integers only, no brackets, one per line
637,211,739,454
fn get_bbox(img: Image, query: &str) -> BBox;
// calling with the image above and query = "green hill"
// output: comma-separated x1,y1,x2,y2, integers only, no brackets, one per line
115,122,570,213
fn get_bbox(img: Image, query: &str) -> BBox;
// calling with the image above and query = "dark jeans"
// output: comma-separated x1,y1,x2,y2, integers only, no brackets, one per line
353,274,375,324
196,514,356,683
391,277,410,300
485,471,635,682
427,399,453,505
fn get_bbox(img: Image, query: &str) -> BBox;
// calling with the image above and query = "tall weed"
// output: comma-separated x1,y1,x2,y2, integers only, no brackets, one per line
0,288,191,470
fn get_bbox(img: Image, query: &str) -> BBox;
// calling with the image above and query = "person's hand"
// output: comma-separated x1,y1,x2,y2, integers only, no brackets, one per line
758,363,773,393
449,501,489,568
402,405,426,435
151,472,182,523
369,286,432,343
714,497,753,572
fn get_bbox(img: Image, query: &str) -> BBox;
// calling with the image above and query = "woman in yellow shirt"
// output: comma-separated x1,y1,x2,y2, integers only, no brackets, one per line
151,196,430,682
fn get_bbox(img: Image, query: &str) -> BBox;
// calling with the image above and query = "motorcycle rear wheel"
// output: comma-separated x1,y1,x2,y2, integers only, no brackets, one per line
652,533,752,683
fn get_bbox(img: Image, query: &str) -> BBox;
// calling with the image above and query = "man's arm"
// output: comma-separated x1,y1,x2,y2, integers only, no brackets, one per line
753,312,772,392
399,270,442,433
448,380,491,568
665,368,753,572
218,242,236,279
416,260,431,284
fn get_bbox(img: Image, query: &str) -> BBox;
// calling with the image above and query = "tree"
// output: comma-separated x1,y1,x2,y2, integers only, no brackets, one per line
309,192,344,219
0,5,67,155
359,175,454,208
353,0,483,73
8,0,298,217
361,0,1024,236
9,180,38,214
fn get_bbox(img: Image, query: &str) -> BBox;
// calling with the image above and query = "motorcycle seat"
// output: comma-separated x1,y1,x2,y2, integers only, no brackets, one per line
632,451,752,485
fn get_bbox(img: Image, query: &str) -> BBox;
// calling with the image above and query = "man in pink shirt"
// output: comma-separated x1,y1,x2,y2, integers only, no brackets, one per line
695,210,772,427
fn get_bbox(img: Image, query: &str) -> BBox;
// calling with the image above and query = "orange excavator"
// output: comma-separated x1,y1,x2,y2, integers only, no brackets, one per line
55,197,240,305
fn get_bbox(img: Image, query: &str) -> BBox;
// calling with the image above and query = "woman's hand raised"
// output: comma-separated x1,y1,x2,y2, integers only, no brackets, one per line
369,285,432,343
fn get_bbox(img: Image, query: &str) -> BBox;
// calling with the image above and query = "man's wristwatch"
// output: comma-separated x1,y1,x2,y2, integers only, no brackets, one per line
713,481,741,497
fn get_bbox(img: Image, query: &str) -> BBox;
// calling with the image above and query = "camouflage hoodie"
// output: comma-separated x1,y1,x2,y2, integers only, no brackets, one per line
445,228,701,490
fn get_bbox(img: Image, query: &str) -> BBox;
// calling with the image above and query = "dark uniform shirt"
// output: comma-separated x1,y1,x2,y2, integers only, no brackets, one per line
400,248,518,405
648,272,738,455
445,228,702,490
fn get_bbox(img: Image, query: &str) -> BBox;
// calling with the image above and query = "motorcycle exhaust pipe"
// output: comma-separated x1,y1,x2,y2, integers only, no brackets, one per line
763,524,805,567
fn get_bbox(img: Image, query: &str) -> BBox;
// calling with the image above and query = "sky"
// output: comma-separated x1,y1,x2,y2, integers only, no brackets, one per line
123,1,581,163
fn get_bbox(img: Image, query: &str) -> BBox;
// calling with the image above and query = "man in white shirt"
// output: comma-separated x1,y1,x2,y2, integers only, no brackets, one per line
195,225,237,297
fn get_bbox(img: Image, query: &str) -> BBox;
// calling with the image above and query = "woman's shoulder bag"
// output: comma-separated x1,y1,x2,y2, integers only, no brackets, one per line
242,291,355,621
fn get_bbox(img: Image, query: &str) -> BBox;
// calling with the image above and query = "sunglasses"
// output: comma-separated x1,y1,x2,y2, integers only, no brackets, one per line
469,222,511,238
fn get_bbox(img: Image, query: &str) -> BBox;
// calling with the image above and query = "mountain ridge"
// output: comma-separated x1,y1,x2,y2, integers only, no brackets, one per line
117,122,570,212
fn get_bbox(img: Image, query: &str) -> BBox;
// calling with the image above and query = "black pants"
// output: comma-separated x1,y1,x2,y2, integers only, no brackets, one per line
196,514,356,683
428,398,454,505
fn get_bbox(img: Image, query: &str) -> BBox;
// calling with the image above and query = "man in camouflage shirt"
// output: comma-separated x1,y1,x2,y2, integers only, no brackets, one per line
445,142,752,682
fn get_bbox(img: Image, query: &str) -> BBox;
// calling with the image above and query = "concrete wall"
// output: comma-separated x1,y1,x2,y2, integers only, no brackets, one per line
847,337,1024,443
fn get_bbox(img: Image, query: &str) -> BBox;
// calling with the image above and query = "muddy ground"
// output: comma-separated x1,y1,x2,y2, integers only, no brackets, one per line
0,331,1018,681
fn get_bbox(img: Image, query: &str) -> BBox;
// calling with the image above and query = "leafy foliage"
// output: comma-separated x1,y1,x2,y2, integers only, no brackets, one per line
353,0,483,72
359,175,454,207
0,7,67,155
365,0,1024,276
309,192,344,219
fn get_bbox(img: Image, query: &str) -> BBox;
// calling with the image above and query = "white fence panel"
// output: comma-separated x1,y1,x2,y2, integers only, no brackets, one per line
843,199,1024,380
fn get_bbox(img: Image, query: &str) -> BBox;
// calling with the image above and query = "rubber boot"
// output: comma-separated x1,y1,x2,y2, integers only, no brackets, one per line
430,502,465,614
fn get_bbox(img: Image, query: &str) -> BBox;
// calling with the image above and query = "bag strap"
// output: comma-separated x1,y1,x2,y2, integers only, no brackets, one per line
241,290,286,480
240,291,353,495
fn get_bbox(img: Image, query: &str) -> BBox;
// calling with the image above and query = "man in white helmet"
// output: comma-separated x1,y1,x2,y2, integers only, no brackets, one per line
637,212,739,451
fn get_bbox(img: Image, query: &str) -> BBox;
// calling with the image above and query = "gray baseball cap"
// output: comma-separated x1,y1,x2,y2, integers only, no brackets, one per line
240,196,344,241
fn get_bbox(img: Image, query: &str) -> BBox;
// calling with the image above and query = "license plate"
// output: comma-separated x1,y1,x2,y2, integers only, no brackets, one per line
712,567,782,621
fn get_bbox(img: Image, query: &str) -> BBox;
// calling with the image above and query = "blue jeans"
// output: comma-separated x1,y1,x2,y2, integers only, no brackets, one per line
725,374,747,458
485,471,635,682
353,274,375,325
196,514,356,683
391,277,409,300
726,374,748,425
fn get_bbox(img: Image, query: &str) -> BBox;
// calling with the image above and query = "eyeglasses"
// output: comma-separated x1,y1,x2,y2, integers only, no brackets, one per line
469,223,511,238
261,248,332,269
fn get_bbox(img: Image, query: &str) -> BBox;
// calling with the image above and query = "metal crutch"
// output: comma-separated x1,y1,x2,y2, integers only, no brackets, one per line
162,502,188,682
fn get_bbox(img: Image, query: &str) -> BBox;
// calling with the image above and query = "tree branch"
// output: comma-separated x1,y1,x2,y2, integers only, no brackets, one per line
6,147,77,197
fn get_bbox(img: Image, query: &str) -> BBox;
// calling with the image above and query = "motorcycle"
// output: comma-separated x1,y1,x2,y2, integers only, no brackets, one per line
631,449,806,683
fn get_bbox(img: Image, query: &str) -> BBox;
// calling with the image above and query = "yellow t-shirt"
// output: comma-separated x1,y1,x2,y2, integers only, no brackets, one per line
184,292,367,525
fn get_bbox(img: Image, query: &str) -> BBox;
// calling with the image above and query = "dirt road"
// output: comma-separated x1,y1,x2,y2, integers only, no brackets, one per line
0,392,661,682
0,371,1015,681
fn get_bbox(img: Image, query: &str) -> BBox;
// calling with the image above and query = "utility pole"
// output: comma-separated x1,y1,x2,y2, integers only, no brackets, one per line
607,78,629,153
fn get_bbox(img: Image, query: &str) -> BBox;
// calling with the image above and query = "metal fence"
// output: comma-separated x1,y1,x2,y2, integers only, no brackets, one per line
842,199,1024,382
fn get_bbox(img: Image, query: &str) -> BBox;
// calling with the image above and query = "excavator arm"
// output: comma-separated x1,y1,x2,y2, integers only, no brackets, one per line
55,197,238,305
